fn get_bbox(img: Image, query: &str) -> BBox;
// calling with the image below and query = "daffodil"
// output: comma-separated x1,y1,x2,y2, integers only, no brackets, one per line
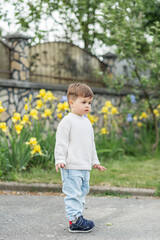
21,114,31,125
103,114,107,120
105,101,113,108
44,91,57,102
0,122,8,132
29,94,32,102
153,109,159,117
26,137,38,146
100,106,109,114
36,100,43,109
57,103,63,112
100,128,109,135
137,122,142,127
30,109,38,120
63,101,69,109
111,107,119,115
42,109,52,118
139,112,148,119
87,113,98,125
12,112,21,123
24,103,29,112
0,105,6,113
31,144,42,155
57,102,69,112
57,113,63,119
157,104,160,109
36,89,46,98
15,124,23,134
133,115,138,121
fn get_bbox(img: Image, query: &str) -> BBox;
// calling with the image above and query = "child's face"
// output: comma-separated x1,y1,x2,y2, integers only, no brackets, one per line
69,96,93,116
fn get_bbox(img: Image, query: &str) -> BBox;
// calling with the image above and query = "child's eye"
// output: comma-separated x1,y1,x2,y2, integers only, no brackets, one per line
82,101,86,104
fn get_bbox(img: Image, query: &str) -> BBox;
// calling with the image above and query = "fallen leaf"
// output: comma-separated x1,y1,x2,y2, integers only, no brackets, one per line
106,222,113,226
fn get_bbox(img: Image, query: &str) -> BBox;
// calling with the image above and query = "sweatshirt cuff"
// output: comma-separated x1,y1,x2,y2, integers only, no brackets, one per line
92,159,100,166
55,160,66,166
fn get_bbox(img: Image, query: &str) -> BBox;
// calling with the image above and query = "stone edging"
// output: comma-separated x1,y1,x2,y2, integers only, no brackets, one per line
0,181,156,197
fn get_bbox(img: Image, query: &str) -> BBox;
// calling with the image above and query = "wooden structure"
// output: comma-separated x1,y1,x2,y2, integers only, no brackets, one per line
0,34,106,87
29,42,105,87
0,40,11,79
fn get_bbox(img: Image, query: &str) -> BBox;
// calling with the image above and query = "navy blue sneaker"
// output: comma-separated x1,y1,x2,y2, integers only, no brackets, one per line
69,216,95,233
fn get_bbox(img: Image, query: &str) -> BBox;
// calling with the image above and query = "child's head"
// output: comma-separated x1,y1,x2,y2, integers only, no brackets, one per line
67,83,94,102
67,83,94,116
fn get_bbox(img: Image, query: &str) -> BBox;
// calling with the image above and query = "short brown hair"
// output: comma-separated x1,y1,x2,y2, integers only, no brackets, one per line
67,83,94,101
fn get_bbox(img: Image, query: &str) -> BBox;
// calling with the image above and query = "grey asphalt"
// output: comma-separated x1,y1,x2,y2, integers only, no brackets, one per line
0,193,160,240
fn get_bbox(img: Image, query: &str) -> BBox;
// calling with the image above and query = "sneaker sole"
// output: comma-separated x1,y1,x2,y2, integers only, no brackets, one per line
68,226,95,233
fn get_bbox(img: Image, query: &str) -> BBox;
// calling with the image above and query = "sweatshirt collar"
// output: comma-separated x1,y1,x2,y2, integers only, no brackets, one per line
69,112,84,118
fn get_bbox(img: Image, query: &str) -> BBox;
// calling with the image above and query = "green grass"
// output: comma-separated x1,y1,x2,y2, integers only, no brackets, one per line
90,156,160,189
2,155,159,190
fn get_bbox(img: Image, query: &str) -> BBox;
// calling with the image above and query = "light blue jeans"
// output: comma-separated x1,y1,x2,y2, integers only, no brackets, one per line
61,169,90,221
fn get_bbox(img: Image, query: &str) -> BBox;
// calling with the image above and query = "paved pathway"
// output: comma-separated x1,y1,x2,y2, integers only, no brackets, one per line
0,193,160,240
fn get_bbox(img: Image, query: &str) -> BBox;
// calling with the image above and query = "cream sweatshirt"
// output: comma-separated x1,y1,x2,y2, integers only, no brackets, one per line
54,112,100,170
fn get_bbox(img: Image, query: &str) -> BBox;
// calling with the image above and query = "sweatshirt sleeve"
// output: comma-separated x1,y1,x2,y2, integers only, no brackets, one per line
91,127,100,166
54,118,70,166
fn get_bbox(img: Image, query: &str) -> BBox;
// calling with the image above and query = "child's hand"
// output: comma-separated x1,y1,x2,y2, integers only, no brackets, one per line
56,163,65,172
93,164,106,172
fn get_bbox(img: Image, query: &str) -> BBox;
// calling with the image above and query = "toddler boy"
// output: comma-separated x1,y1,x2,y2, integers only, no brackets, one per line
54,83,106,233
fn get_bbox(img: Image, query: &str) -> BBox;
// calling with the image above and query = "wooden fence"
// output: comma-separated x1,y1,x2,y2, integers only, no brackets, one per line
0,40,11,79
0,36,106,87
29,42,105,87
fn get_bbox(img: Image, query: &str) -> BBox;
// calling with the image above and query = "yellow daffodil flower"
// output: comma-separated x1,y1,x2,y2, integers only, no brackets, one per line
0,105,6,113
100,128,109,135
15,124,23,134
111,107,119,115
0,101,1,106
31,144,42,155
42,109,52,118
30,109,38,120
57,103,63,111
133,116,138,121
36,100,43,109
137,122,142,127
153,109,159,117
87,113,98,125
29,94,32,102
57,102,69,112
57,113,63,119
26,137,38,146
12,112,21,123
105,101,113,108
36,89,46,98
63,101,69,109
139,112,148,119
21,115,31,125
44,91,57,102
157,104,160,109
100,106,109,114
103,114,108,119
24,103,29,112
0,122,8,132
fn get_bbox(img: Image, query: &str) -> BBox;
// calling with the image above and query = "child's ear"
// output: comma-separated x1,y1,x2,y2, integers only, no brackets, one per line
69,100,73,107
